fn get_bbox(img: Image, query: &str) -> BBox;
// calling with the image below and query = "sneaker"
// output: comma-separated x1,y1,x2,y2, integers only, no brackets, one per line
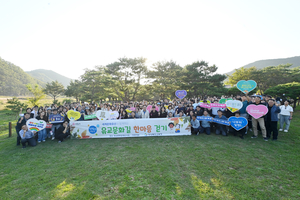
52,137,55,140
279,129,283,131
263,137,268,141
272,139,277,141
42,140,46,142
251,135,257,138
284,130,288,133
38,141,41,143
239,136,244,139
58,141,62,143
22,146,26,149
249,129,253,132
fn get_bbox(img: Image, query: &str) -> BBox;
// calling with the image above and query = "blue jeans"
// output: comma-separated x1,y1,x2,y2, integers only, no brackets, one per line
38,129,47,142
280,115,290,131
216,125,227,136
200,127,211,135
46,128,51,138
51,124,61,137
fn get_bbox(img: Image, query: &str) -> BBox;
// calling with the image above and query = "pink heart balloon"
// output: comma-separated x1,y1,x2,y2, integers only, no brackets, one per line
246,105,268,119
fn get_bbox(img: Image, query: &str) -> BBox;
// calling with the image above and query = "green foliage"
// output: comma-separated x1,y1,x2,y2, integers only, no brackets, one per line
6,97,28,116
105,57,148,101
225,67,257,86
65,80,83,102
44,80,65,102
265,82,300,108
226,64,300,93
181,61,226,98
147,60,182,99
226,86,257,96
62,98,73,104
0,57,44,96
26,84,46,107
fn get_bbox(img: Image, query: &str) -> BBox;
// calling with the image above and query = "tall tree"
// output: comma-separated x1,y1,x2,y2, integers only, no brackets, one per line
147,60,183,99
105,57,148,101
80,67,113,102
181,61,226,98
26,84,46,106
65,80,83,102
225,67,257,86
44,81,65,103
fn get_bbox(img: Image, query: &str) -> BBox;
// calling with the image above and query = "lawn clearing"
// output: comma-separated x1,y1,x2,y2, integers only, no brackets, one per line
0,109,299,199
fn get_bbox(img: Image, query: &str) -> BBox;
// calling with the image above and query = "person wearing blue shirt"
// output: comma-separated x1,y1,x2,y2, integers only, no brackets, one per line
214,110,228,136
19,125,37,148
190,115,200,135
199,110,211,135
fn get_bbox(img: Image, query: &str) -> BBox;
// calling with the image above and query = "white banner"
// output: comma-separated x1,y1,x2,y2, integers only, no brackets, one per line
70,117,191,139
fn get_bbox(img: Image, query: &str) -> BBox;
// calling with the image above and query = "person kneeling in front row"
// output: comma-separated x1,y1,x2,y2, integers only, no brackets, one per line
56,121,70,143
19,125,37,149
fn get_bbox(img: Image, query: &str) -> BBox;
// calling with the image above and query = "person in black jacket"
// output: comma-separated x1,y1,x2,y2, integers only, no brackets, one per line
15,113,31,146
159,107,168,118
56,121,70,143
150,106,159,118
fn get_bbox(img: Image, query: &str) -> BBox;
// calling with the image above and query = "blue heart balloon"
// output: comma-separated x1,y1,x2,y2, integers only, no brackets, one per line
236,80,257,93
175,90,187,99
228,117,248,131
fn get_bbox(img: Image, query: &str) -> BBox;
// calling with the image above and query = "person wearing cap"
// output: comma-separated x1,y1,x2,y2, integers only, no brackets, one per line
250,96,268,141
150,106,159,118
279,100,293,132
266,99,281,140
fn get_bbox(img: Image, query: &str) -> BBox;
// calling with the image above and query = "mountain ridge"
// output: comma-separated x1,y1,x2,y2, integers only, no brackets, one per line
225,56,300,75
26,69,73,88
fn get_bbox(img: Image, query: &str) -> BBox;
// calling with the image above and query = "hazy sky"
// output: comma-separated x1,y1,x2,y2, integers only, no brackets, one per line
1,0,299,79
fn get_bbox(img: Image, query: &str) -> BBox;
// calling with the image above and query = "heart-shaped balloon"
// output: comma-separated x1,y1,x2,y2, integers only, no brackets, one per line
26,118,47,132
175,90,187,99
219,98,233,104
225,100,243,113
67,110,81,120
228,117,248,131
96,110,110,120
237,80,257,93
246,104,268,119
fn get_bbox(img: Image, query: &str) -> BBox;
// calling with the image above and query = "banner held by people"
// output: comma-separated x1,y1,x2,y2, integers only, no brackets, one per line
70,117,191,139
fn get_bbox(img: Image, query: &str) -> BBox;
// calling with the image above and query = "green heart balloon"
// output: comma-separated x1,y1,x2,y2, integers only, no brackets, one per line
219,98,233,104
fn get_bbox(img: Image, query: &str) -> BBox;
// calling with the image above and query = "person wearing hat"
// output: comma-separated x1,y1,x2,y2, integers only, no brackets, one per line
250,96,268,141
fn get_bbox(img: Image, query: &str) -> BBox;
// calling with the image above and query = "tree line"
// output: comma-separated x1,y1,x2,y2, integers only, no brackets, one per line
5,57,300,110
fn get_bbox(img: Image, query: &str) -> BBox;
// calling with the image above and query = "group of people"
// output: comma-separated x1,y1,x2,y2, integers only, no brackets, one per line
15,93,293,148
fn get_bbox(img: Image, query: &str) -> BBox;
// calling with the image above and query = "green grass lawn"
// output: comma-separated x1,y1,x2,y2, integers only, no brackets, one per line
0,109,299,200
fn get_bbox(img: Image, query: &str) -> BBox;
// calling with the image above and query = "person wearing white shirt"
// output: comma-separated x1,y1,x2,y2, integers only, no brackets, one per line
279,100,293,132
141,105,150,118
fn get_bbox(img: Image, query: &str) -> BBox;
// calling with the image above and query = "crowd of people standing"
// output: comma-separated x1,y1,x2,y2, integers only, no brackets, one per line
16,93,293,148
